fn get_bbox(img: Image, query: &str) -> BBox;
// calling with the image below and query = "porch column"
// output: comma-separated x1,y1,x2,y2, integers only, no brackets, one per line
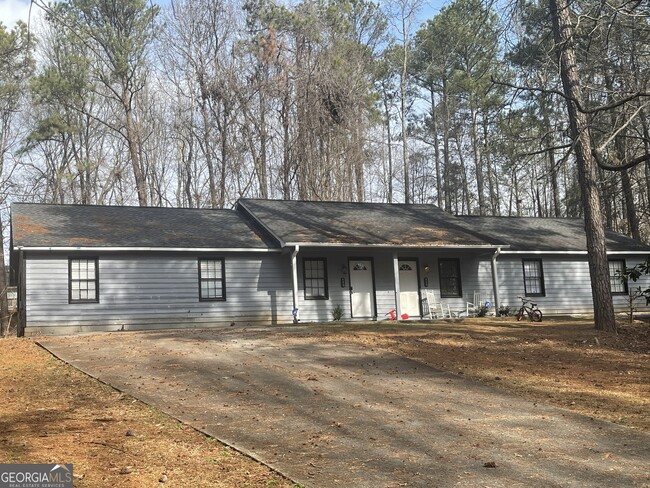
393,252,402,319
491,247,501,314
291,245,300,323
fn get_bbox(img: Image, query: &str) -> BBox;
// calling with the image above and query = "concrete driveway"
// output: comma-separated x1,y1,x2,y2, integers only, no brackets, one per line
40,326,649,487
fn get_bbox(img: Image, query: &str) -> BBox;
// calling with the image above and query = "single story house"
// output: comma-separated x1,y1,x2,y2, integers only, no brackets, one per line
10,199,650,336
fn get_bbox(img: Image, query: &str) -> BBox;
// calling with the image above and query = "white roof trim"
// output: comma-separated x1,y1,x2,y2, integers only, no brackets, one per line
284,242,504,249
499,250,650,255
16,246,280,253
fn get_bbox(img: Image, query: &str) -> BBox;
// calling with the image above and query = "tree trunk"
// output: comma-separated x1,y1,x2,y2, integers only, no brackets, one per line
281,85,292,200
542,109,562,217
615,132,641,239
122,86,147,207
0,214,10,336
483,118,498,215
429,86,442,208
549,0,616,332
201,100,218,208
400,72,409,204
383,95,394,204
470,103,484,215
454,132,471,214
219,104,228,208
441,77,452,212
400,10,410,204
639,112,650,218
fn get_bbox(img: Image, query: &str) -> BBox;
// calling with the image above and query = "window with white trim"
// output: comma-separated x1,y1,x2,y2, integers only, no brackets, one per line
608,259,628,295
522,259,545,296
199,258,226,301
69,257,99,303
303,258,328,299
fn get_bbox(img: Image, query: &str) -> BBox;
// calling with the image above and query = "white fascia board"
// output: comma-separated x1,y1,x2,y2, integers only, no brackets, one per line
236,201,286,247
283,242,505,249
16,246,281,253
499,250,650,255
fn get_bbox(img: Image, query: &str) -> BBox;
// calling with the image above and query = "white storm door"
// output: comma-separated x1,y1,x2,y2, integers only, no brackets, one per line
349,260,375,318
399,260,420,317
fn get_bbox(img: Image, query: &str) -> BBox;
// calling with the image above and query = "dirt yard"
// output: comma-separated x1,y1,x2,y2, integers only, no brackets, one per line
283,317,650,432
0,338,294,487
1,317,648,486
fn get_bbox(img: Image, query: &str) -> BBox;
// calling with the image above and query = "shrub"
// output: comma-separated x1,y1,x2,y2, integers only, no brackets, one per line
331,305,343,321
498,305,511,317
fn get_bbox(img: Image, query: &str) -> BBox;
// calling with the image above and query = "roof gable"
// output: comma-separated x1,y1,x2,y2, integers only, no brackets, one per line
11,203,277,250
238,199,501,248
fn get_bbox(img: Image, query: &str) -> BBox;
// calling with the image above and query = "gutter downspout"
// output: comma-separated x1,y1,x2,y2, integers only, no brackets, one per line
291,245,300,323
491,247,501,315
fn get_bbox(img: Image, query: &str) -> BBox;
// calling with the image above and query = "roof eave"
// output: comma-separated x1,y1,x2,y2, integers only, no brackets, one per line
284,242,505,249
499,250,650,254
13,246,280,253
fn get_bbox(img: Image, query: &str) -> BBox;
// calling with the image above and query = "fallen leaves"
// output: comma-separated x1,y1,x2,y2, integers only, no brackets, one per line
0,338,292,487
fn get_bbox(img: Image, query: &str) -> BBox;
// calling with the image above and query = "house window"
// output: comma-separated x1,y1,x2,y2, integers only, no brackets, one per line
609,259,628,295
439,258,461,297
303,258,328,299
199,258,225,301
522,259,545,296
69,257,99,303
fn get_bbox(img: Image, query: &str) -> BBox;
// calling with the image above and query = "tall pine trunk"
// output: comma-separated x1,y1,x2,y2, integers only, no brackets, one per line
549,0,616,332
429,86,442,208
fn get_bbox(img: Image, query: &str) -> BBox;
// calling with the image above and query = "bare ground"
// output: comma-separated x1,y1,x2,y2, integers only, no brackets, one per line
277,317,650,432
1,317,648,486
0,338,294,487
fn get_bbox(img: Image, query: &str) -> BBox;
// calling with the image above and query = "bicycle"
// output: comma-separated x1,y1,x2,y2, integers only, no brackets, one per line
515,296,543,322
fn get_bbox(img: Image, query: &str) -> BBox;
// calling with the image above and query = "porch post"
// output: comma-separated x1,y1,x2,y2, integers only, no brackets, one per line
491,247,501,314
393,252,402,319
291,245,300,323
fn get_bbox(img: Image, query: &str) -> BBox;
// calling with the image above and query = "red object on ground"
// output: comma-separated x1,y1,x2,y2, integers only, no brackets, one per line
386,309,397,320
401,313,409,320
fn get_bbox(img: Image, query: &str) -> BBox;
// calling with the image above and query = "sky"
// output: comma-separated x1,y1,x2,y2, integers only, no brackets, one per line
1,0,450,31
0,0,31,28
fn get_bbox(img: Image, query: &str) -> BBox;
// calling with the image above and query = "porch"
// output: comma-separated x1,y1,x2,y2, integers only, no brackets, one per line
288,247,501,323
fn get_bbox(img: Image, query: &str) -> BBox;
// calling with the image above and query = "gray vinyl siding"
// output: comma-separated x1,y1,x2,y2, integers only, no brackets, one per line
24,252,292,335
296,249,491,321
23,249,650,335
493,255,650,315
297,250,650,320
296,252,350,322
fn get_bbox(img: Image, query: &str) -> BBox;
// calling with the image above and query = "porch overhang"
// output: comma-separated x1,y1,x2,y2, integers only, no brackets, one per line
283,242,506,250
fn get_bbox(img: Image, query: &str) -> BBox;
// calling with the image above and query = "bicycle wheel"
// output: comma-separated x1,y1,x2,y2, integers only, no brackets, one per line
516,308,525,321
531,310,543,322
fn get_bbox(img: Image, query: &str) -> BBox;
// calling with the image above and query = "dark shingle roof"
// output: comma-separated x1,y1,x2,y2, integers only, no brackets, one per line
457,216,650,252
11,203,276,249
13,201,648,253
238,199,500,247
